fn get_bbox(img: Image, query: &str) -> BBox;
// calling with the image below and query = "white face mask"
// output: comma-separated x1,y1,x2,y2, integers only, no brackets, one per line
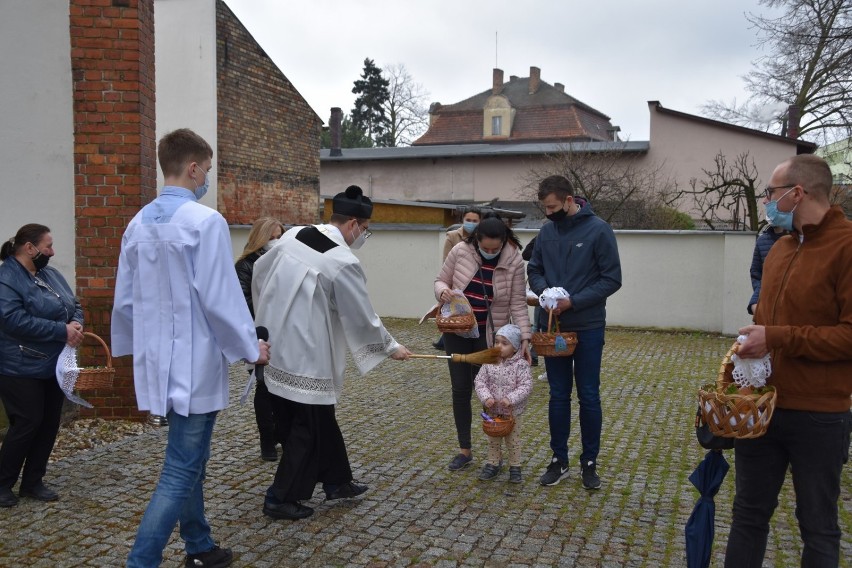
262,239,277,252
193,166,210,200
349,224,368,250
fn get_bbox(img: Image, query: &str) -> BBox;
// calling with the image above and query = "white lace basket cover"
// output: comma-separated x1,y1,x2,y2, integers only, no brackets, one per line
730,334,772,389
55,345,93,408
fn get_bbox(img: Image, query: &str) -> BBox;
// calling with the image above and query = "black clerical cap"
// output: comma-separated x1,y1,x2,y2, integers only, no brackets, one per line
332,185,373,219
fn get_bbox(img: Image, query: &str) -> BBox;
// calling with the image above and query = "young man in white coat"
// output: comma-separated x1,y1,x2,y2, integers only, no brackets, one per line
112,128,269,568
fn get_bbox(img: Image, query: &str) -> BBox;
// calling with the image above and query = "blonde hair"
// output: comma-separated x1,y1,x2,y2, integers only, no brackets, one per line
238,217,284,260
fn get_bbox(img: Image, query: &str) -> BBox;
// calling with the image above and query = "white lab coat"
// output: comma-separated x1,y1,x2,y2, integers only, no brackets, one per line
111,190,259,416
252,224,399,405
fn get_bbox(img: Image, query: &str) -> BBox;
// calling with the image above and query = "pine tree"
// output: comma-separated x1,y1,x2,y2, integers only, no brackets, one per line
351,58,391,146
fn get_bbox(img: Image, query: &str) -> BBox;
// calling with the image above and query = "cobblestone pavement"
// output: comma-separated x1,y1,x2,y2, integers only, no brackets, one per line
1,320,849,567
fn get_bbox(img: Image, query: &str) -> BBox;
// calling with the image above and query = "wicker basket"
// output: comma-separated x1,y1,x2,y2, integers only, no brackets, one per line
482,407,515,438
697,342,777,439
436,295,477,333
436,311,477,333
531,309,577,357
75,332,115,391
526,296,539,307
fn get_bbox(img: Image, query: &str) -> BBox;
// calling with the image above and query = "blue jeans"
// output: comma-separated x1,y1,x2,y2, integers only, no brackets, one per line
724,408,851,568
543,326,605,464
127,410,218,567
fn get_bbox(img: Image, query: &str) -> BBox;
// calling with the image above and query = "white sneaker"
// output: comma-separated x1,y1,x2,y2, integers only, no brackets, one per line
537,371,548,381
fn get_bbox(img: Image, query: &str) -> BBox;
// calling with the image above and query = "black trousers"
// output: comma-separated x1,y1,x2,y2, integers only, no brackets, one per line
268,396,352,502
252,374,278,446
0,375,65,490
443,332,488,450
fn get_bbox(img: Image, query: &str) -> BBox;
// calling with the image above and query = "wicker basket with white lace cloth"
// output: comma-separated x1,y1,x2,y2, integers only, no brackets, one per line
697,342,776,439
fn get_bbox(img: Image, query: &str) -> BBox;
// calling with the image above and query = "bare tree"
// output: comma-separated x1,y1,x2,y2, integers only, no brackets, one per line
683,152,762,231
702,0,851,145
381,63,430,147
518,142,687,229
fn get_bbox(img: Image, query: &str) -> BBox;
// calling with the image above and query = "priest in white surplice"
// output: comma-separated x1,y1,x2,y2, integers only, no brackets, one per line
112,129,269,567
252,185,411,520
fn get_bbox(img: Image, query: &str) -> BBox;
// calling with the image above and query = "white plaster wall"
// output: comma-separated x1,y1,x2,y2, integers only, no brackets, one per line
0,0,77,282
230,226,756,335
154,0,218,203
352,229,754,336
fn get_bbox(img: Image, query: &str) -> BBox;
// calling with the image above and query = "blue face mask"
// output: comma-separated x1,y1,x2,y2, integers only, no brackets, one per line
193,167,210,200
462,221,478,234
765,187,796,231
479,247,502,260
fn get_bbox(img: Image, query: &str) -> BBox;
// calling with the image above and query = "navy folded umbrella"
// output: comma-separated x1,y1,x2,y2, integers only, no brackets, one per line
685,449,730,568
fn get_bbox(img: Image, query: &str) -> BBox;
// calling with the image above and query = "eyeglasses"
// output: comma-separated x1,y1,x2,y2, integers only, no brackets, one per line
762,184,796,200
361,227,372,240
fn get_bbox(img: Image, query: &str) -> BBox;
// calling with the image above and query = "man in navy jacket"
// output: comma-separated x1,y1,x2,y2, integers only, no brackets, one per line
527,175,622,490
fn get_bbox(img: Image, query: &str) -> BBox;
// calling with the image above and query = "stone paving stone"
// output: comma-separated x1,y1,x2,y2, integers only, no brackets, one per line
0,321,850,567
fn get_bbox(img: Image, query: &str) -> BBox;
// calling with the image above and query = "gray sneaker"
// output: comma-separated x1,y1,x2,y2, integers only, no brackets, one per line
508,466,522,484
581,460,601,490
539,457,569,486
478,463,501,480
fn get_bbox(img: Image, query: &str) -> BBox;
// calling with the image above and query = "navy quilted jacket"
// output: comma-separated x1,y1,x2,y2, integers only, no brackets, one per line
747,227,785,314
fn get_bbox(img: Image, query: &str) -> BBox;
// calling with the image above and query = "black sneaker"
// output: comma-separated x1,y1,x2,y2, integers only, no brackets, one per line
539,457,569,486
185,545,233,568
581,460,601,490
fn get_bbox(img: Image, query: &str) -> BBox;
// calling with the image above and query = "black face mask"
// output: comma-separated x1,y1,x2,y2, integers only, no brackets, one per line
31,249,49,271
545,208,568,223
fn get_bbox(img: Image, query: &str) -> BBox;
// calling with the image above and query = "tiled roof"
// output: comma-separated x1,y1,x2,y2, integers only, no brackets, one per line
414,75,616,146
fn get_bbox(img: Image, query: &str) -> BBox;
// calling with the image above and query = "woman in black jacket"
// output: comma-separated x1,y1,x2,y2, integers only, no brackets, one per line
0,224,84,507
235,217,284,461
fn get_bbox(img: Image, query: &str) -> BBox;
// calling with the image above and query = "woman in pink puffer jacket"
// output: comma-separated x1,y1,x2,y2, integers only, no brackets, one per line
434,215,531,472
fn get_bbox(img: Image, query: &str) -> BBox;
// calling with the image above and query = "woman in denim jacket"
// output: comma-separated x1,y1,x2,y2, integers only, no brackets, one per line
0,224,84,508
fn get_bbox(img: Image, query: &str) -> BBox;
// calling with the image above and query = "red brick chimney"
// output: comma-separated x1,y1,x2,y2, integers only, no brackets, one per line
329,107,343,156
529,66,541,95
492,68,504,95
786,104,801,139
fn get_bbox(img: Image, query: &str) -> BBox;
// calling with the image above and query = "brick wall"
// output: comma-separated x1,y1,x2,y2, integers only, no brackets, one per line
70,0,156,419
216,0,322,226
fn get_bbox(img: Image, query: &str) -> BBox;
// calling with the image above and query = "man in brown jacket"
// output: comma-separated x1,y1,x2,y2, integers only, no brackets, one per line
725,154,852,567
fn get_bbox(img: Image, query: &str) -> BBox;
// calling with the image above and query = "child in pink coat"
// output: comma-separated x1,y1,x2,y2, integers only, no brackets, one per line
474,324,533,483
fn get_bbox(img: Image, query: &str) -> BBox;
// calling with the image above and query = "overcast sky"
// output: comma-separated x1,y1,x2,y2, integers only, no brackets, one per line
223,0,779,142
